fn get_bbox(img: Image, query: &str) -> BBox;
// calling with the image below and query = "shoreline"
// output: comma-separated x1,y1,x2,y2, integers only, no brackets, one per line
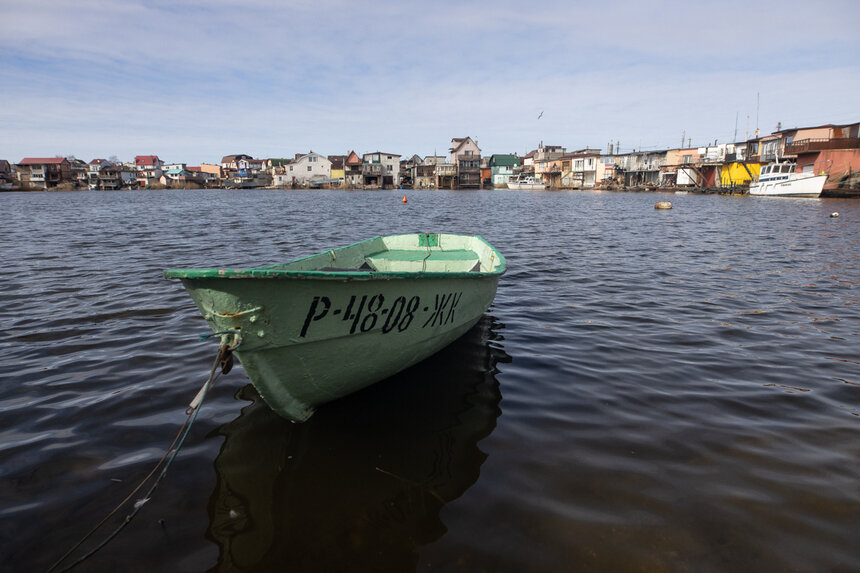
2,184,859,197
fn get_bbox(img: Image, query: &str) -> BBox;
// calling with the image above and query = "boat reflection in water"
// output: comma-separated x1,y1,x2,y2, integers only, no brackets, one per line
206,314,509,572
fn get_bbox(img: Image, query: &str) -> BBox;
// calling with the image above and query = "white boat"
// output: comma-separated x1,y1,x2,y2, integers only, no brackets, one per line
507,176,546,190
749,162,826,198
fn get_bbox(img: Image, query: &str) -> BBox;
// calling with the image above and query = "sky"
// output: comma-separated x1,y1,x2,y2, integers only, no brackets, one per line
1,0,859,164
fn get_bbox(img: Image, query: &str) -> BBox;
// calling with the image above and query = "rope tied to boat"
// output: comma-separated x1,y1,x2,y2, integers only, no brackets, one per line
47,331,241,573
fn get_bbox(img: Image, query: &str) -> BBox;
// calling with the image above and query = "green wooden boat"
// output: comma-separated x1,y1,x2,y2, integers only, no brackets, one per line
164,233,506,422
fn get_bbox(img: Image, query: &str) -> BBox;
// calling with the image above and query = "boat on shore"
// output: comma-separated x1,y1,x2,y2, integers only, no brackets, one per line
164,233,506,422
507,176,546,190
749,161,826,198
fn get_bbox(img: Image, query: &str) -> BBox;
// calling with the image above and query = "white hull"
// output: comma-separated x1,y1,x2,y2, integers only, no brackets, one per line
507,178,546,190
750,173,826,198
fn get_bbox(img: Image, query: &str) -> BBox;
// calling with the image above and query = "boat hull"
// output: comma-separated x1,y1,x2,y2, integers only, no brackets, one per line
507,181,546,190
749,173,826,197
166,234,505,421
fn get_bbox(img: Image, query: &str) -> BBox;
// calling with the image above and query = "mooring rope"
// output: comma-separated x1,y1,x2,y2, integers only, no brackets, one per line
47,331,240,573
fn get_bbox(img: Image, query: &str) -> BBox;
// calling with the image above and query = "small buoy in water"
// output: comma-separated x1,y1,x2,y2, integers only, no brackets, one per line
830,212,839,218
655,201,672,210
401,195,407,203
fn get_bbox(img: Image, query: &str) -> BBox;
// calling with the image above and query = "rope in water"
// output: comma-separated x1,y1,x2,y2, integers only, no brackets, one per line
47,332,240,573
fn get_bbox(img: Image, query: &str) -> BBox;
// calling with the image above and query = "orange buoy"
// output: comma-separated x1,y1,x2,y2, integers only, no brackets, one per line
402,195,407,203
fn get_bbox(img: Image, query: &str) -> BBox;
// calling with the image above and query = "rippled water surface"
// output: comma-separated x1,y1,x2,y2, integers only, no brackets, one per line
1,189,858,572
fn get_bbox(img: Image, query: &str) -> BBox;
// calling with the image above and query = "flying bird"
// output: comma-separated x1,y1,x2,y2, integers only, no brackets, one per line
537,111,544,120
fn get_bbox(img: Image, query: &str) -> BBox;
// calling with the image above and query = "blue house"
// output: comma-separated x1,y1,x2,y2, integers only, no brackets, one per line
489,154,520,187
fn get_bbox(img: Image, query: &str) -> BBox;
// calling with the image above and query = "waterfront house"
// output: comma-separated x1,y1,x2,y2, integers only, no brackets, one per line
271,158,296,187
559,149,602,188
362,152,401,188
714,141,758,188
118,166,137,188
70,159,88,187
670,147,701,186
449,137,481,188
534,156,564,188
268,158,291,179
781,122,860,189
480,158,491,187
614,150,668,186
199,163,223,182
599,154,616,184
435,162,457,189
135,155,163,187
744,134,784,164
161,166,194,186
412,158,436,189
0,159,12,189
272,172,292,187
98,164,122,190
220,154,252,179
344,151,363,187
328,155,346,183
186,166,219,186
701,144,737,187
86,159,122,190
237,157,264,173
489,154,519,187
16,157,72,189
87,159,109,188
286,152,332,186
400,155,422,187
521,149,537,171
135,155,162,170
531,144,566,185
405,156,445,189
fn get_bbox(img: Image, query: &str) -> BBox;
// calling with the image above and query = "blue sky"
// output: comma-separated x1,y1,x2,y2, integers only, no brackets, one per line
1,0,858,164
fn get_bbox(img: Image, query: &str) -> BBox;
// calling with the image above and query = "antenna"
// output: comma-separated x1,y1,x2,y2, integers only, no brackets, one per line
734,112,738,142
756,92,760,132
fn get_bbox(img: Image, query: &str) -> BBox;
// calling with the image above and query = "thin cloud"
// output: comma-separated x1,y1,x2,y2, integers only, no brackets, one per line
1,0,858,163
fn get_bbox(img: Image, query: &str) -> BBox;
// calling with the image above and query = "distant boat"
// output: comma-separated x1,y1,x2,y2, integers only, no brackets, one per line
507,176,546,190
750,161,826,198
165,233,506,422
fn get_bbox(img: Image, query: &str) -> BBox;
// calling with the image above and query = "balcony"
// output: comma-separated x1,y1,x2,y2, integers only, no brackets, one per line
784,137,860,154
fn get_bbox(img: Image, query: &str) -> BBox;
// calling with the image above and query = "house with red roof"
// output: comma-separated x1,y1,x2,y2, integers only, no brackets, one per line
344,150,363,186
134,155,163,187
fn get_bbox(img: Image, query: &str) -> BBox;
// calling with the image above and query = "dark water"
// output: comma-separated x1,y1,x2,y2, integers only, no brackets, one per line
1,189,858,572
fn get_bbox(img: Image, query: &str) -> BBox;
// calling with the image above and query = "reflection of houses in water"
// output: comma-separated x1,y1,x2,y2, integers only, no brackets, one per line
206,315,509,571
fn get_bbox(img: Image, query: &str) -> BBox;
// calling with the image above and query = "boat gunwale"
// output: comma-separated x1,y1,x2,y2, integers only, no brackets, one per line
163,233,507,281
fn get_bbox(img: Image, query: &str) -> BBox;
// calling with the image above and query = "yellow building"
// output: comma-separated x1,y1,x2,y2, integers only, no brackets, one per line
721,162,761,186
329,155,345,181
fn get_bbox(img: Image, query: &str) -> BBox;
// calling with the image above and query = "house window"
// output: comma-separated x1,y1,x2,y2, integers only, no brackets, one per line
386,165,392,172
307,166,312,171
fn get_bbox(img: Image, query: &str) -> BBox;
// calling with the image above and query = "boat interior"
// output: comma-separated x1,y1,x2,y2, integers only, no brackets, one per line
275,234,494,274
